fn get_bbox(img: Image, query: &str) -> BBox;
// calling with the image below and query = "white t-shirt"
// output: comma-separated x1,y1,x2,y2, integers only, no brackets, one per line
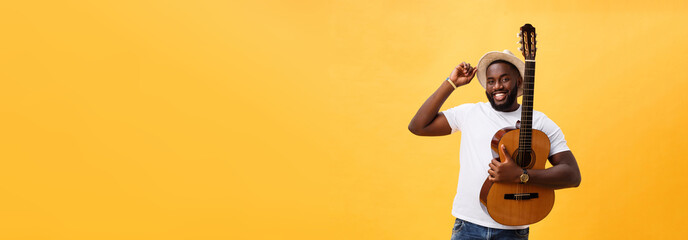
442,102,570,229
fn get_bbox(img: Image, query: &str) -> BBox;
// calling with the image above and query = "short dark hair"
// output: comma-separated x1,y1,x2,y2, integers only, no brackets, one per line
487,60,520,76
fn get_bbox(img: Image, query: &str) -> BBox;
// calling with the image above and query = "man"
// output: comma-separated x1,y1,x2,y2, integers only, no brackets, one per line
408,50,581,240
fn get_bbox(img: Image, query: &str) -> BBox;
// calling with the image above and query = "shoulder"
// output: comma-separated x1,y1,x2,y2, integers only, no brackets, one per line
532,110,571,156
532,110,563,131
441,103,481,133
532,109,553,122
443,102,479,113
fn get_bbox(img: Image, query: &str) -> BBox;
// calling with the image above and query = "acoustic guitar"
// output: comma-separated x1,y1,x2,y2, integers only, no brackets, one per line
478,24,554,226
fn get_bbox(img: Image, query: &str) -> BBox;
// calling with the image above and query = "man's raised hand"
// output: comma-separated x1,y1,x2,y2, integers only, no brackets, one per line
449,62,478,87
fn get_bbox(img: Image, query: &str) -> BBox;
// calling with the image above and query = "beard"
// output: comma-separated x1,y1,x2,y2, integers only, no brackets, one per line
486,83,519,112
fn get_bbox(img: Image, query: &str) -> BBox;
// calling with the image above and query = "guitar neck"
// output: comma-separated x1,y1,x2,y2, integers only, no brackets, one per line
519,60,535,152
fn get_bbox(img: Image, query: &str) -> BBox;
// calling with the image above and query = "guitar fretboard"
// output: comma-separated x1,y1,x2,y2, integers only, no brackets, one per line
518,60,535,160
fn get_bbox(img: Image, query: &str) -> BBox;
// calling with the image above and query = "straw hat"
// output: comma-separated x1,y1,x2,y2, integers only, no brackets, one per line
476,50,525,97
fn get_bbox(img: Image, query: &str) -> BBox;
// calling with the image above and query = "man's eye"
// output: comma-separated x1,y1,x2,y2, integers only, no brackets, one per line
502,78,509,82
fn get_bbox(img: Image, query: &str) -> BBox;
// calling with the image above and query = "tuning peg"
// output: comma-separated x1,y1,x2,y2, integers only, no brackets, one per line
518,39,523,44
518,32,522,37
518,47,523,51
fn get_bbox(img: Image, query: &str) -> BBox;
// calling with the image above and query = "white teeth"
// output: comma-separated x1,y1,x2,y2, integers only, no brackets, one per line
494,93,506,101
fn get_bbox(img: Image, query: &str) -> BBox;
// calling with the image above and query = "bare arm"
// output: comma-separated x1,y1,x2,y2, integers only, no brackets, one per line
488,146,581,189
528,151,581,189
408,62,477,136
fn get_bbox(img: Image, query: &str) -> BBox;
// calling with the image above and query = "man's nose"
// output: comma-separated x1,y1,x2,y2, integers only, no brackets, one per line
493,81,504,90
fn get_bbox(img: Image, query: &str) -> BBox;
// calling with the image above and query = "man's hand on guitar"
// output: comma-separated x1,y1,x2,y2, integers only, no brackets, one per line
487,144,522,183
449,62,478,87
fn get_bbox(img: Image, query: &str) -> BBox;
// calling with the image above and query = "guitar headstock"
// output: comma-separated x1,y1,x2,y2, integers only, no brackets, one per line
518,24,537,60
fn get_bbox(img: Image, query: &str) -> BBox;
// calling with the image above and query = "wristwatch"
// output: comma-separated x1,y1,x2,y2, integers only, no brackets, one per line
519,169,530,184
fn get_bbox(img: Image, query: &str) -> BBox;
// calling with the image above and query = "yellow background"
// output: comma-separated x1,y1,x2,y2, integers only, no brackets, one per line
1,0,687,239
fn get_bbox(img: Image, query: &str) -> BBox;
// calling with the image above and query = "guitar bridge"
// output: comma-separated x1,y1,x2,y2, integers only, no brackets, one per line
504,193,539,200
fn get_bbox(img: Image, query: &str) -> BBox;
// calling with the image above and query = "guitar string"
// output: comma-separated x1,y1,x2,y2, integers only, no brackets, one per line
518,33,536,205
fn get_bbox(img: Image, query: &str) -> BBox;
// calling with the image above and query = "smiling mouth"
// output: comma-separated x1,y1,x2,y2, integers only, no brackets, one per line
493,92,508,101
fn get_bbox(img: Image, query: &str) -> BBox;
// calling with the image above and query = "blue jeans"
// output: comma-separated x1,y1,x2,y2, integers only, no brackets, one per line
451,218,529,240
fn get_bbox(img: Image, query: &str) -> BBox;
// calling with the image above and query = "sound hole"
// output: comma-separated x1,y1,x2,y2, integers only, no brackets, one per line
513,149,535,168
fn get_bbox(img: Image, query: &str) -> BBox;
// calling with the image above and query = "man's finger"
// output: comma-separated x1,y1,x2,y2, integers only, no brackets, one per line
500,144,512,163
491,158,500,166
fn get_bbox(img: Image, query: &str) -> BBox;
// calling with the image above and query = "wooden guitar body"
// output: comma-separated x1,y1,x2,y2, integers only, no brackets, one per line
479,127,554,226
